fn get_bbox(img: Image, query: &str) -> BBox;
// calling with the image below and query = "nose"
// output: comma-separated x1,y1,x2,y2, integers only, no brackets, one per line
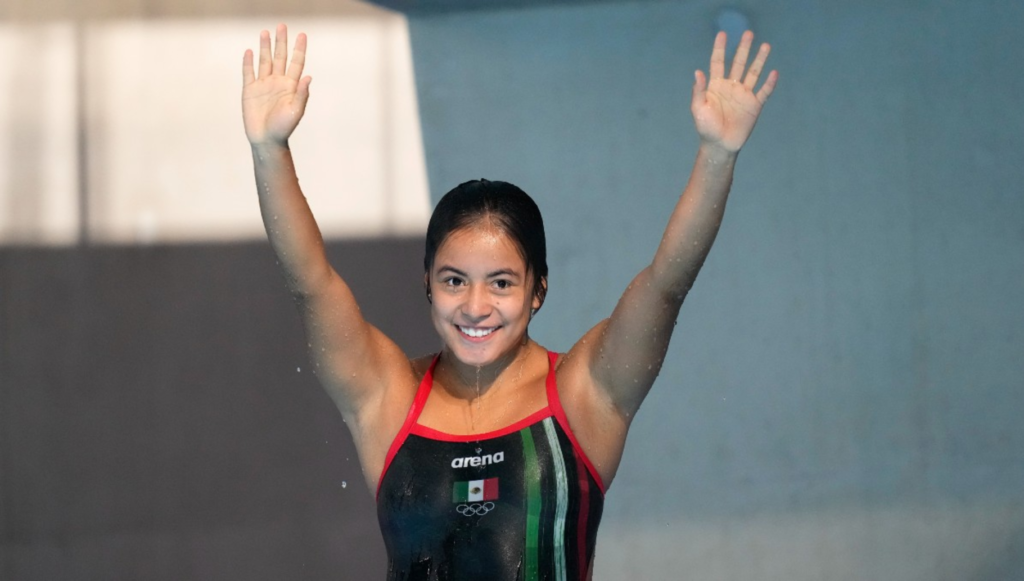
461,284,492,320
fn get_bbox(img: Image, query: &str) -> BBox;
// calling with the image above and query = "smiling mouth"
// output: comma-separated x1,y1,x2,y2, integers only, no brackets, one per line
457,325,499,338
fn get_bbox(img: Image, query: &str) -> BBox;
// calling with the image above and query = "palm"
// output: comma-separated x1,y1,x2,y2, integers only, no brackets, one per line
243,77,303,143
691,31,778,153
242,25,311,146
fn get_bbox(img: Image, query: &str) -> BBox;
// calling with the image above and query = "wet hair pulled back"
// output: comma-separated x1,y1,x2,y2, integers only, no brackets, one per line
424,179,548,306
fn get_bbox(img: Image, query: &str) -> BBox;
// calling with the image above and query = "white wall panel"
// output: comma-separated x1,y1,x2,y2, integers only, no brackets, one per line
0,14,430,246
0,23,79,245
85,17,429,244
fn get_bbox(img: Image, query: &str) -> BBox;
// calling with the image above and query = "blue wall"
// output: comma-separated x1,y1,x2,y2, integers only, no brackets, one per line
406,0,1024,577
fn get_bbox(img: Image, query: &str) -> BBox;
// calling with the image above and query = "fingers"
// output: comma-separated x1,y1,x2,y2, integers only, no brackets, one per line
743,42,771,90
254,25,306,81
709,29,776,100
273,24,288,76
258,30,272,79
728,30,753,81
296,76,313,108
709,31,726,79
756,69,779,104
287,33,307,82
691,69,707,112
242,49,255,86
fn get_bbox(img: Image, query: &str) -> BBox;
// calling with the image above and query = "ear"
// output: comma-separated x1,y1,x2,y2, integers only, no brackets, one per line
531,276,547,312
423,272,432,303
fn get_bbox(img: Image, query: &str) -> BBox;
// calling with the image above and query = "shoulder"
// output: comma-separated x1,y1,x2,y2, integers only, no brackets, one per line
376,353,434,414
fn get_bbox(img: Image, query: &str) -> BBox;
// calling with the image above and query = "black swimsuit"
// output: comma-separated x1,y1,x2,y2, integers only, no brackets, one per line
376,351,606,580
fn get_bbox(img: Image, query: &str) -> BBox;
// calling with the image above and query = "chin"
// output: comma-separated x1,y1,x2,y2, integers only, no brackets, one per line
448,343,503,367
446,333,523,368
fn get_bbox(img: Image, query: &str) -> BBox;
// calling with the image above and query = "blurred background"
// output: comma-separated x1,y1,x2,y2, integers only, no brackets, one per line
2,0,1022,579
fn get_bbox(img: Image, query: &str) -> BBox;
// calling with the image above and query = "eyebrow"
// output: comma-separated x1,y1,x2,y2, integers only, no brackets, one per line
437,265,522,279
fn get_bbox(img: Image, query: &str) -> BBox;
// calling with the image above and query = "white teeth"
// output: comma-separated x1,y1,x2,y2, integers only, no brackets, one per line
458,326,495,338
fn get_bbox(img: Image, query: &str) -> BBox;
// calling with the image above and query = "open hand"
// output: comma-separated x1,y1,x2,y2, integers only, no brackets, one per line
691,30,778,153
242,24,312,146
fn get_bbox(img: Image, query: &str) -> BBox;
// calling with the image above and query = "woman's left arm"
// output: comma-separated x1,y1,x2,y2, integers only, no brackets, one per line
571,30,778,419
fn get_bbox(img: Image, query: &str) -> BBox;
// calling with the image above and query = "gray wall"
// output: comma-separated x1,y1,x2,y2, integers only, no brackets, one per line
406,0,1024,578
1,241,436,579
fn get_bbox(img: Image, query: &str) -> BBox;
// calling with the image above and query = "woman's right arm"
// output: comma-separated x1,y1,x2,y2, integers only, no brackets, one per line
242,25,413,418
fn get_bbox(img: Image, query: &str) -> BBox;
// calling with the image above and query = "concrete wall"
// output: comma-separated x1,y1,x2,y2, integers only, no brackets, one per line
406,0,1024,578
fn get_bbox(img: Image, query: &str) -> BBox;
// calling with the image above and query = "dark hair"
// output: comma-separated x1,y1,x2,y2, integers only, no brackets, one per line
424,179,548,306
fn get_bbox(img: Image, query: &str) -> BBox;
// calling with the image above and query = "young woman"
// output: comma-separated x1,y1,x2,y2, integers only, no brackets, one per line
242,24,777,580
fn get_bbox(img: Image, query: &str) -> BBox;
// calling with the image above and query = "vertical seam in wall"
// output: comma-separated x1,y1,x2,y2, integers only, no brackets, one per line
75,23,90,246
381,17,395,235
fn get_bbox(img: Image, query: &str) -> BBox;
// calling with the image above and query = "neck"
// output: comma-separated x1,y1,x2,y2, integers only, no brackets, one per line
438,338,533,400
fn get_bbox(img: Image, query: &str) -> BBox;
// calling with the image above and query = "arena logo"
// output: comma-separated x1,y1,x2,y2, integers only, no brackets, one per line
451,451,505,469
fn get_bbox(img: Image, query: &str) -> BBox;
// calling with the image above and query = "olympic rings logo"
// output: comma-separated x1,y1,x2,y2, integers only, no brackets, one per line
455,502,496,517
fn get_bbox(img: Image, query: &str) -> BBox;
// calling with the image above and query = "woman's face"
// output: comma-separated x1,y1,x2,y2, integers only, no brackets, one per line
428,223,541,368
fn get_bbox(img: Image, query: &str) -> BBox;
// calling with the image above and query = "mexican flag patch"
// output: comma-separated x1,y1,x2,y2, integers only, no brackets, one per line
452,477,499,503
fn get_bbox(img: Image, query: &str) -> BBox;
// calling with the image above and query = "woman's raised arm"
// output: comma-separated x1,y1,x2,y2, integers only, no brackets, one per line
567,30,778,421
242,25,412,419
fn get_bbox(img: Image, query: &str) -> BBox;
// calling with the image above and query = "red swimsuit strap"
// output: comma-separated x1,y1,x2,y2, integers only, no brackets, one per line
375,354,439,500
376,351,607,499
545,351,607,494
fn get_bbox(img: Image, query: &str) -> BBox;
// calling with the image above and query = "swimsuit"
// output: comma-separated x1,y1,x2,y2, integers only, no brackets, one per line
376,351,606,580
